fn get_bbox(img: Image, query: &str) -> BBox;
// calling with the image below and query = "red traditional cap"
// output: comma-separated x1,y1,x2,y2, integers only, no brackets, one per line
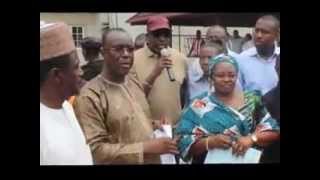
147,16,170,32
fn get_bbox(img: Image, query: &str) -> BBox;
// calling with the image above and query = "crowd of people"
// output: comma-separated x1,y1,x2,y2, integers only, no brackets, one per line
40,14,280,165
188,28,259,58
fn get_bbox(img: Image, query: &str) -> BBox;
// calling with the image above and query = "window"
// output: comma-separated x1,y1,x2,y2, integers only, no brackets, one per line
71,26,84,47
102,22,110,31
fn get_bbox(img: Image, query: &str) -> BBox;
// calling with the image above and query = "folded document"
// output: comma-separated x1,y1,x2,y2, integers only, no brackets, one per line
204,148,262,164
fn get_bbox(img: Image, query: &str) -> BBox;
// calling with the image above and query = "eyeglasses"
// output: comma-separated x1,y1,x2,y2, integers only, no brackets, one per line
104,45,135,54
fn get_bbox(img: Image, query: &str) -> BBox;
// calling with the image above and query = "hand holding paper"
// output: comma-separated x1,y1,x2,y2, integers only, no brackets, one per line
153,124,177,164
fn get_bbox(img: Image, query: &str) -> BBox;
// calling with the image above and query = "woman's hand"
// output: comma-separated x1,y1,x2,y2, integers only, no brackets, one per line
232,136,254,156
208,134,232,149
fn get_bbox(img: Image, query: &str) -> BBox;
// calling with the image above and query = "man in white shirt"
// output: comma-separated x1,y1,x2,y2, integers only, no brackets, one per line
240,15,280,95
40,22,93,165
230,30,244,53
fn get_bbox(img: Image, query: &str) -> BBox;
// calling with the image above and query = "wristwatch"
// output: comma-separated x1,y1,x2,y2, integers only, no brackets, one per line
250,134,258,144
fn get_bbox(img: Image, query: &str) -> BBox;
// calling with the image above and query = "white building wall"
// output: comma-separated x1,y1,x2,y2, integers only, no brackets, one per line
40,13,254,64
40,13,102,38
40,13,107,66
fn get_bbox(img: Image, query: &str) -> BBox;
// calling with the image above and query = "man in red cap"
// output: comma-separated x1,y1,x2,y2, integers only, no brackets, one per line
133,16,188,127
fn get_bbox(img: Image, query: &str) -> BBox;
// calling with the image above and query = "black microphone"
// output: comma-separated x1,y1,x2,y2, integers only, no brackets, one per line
161,48,176,82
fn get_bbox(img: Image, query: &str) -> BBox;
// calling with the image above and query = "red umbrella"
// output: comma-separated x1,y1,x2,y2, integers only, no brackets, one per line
127,13,279,27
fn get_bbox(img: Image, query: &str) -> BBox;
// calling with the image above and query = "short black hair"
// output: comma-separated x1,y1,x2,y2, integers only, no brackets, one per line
245,33,252,39
40,54,71,87
81,37,101,49
258,15,280,32
135,33,146,43
102,28,127,46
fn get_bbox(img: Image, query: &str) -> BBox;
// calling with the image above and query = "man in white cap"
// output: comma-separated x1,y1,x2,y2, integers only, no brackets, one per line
40,22,93,165
240,15,280,95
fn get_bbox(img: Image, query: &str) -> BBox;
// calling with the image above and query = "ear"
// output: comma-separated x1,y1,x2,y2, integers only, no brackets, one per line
49,68,63,84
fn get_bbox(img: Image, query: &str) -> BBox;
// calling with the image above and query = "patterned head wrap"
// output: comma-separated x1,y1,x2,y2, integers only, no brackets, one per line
208,55,239,77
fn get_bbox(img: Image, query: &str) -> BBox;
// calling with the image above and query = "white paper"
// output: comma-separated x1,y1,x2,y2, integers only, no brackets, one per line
153,125,176,164
179,158,191,164
162,125,172,138
204,148,262,164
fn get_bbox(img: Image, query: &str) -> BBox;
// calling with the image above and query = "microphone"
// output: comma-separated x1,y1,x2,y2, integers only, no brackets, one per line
160,48,175,82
